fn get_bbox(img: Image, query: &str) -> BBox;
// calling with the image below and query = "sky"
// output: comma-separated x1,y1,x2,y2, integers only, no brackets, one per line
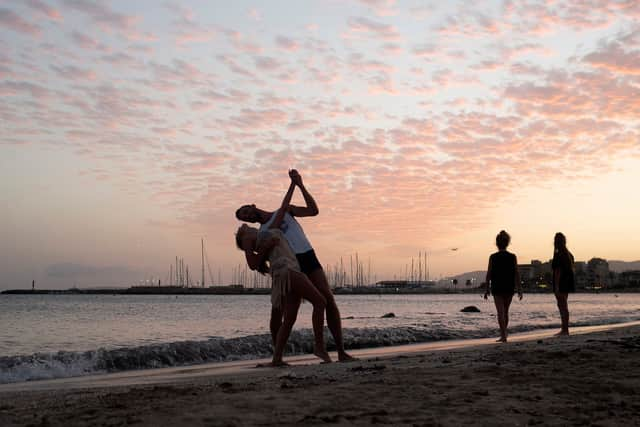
1,0,639,289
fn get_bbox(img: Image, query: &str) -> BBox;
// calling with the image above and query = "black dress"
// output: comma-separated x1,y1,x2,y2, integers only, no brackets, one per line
489,251,517,296
552,250,575,293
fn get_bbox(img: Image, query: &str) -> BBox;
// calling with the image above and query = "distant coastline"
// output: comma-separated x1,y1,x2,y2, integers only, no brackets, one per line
2,286,638,295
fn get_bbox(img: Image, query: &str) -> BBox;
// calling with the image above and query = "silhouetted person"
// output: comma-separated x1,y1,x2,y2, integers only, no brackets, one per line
236,169,355,362
32,280,35,291
484,230,522,342
552,232,575,335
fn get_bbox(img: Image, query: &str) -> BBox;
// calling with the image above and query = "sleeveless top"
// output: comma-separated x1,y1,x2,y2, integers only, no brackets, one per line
257,228,300,309
259,212,313,254
489,251,517,295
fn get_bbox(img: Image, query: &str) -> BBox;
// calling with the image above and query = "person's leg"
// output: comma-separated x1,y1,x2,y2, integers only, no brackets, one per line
307,268,355,361
289,270,331,362
271,295,301,366
503,294,514,339
270,306,283,347
555,293,569,335
493,295,507,341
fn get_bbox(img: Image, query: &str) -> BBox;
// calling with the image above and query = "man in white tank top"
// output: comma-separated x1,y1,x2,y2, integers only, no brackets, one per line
236,170,355,362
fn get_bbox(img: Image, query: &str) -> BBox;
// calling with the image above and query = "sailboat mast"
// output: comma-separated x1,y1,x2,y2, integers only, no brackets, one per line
201,238,205,288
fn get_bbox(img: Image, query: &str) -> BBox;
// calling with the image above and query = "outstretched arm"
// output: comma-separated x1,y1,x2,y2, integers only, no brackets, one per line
288,169,319,217
269,180,296,230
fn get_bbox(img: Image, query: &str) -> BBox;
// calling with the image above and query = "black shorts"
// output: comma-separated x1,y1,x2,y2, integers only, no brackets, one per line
296,250,322,275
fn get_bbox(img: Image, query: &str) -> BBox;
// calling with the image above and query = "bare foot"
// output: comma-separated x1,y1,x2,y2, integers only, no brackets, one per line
338,352,358,362
496,337,507,343
555,330,570,336
314,350,333,363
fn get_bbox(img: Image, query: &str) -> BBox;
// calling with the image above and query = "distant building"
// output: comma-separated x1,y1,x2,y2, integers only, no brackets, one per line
574,262,587,289
618,270,640,288
522,259,551,288
587,258,610,288
376,280,435,289
517,264,534,282
531,260,544,277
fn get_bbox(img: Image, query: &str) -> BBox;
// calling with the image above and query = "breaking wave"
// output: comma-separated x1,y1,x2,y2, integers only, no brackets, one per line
2,317,636,384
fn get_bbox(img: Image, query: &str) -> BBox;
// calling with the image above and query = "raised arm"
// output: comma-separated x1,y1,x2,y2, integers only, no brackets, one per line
287,169,319,217
269,180,296,230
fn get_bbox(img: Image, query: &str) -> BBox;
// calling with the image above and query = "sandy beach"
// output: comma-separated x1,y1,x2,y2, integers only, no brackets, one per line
1,323,639,426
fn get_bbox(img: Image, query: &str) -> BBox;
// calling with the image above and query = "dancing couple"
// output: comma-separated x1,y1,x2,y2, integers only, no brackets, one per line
484,230,575,342
235,170,355,366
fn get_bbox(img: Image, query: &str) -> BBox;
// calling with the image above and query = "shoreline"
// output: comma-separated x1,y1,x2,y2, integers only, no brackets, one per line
1,321,639,426
2,321,639,393
3,287,640,295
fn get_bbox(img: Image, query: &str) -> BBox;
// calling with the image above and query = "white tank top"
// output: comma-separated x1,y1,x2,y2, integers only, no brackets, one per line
259,211,313,255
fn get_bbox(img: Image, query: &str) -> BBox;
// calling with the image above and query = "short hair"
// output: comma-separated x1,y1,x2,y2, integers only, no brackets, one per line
496,230,510,250
235,205,252,220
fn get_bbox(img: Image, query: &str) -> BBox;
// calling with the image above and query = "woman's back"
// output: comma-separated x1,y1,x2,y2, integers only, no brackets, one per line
552,249,575,292
489,251,516,295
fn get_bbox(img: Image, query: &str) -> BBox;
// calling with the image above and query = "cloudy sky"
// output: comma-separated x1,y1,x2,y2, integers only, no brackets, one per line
1,0,639,289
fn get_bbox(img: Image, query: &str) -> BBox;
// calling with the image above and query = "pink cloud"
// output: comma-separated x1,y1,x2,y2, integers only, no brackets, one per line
50,64,96,81
61,0,137,31
276,70,298,84
25,0,62,21
502,0,621,35
226,108,288,130
0,80,50,98
583,42,640,75
257,93,296,106
348,53,394,74
275,35,299,51
411,43,436,57
0,8,41,35
70,30,108,51
164,3,215,45
224,29,263,53
346,16,400,41
254,56,283,71
100,52,141,68
176,28,215,44
287,119,319,131
474,58,506,71
438,12,505,37
193,89,250,109
216,55,256,78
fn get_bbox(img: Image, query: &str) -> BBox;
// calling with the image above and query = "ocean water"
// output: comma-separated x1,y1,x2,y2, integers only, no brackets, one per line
1,293,639,383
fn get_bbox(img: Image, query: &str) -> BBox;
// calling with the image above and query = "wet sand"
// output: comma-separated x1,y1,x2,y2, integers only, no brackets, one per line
1,322,640,426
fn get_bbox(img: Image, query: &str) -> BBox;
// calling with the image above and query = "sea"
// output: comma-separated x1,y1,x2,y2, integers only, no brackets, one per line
1,293,639,384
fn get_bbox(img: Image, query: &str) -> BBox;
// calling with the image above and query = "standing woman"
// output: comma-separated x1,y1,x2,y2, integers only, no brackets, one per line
484,230,523,342
552,232,575,335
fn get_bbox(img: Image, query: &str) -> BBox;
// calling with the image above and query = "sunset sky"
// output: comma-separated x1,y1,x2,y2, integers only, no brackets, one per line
1,0,639,289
